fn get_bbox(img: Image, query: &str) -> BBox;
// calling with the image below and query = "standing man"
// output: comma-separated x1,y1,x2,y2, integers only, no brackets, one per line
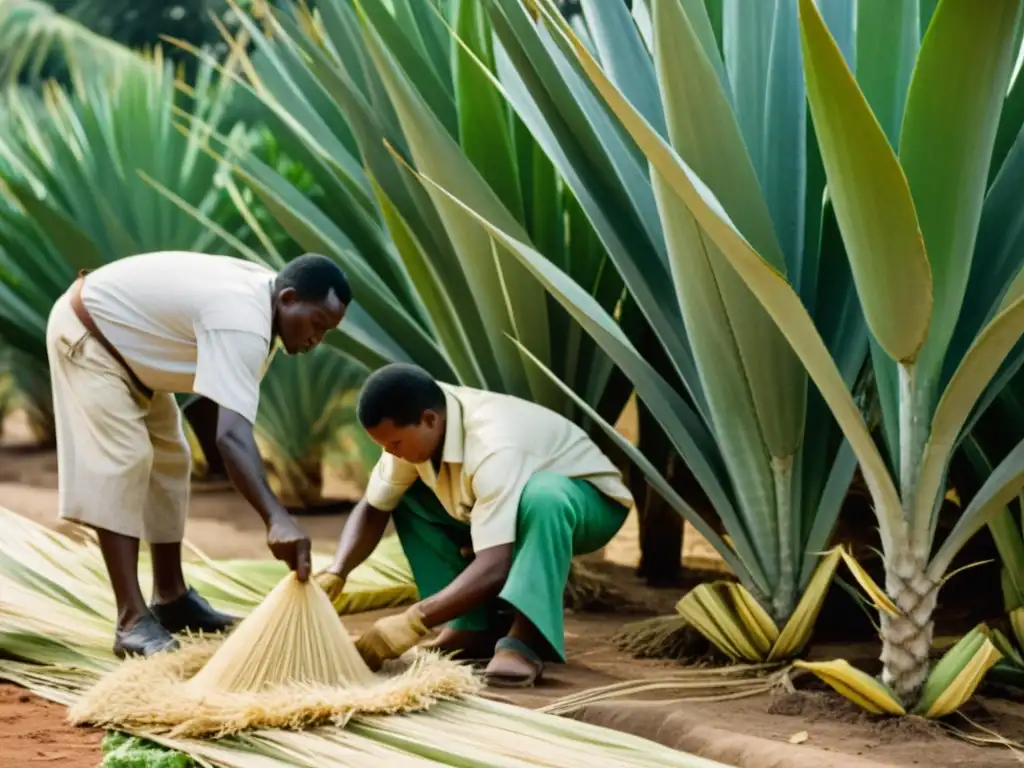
46,251,350,659
316,364,633,687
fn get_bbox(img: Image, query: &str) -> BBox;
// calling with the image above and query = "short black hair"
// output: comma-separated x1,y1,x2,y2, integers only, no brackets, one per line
357,363,446,429
275,253,352,305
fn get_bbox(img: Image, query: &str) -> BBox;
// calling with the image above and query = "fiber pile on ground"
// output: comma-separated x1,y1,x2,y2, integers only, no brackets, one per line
68,573,479,737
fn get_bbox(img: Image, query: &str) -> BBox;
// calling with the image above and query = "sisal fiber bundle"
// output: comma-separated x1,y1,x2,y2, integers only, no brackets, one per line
186,571,377,692
69,574,479,738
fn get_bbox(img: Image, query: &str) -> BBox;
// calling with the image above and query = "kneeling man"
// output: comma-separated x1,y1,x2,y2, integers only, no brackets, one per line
317,364,633,687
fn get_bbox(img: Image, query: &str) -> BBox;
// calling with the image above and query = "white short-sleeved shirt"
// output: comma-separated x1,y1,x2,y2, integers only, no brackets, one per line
81,251,279,423
364,384,635,551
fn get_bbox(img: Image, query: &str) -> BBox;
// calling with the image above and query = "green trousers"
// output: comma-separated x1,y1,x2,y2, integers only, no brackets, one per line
392,472,628,662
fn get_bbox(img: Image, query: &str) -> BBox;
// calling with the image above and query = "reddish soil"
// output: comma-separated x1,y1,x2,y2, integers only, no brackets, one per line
0,685,102,766
4,413,1024,767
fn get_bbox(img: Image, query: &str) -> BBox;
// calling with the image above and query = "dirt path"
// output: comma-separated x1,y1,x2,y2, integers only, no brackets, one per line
4,416,1024,767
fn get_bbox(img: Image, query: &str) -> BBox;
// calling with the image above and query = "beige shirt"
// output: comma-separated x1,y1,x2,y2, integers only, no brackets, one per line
81,251,280,424
364,384,634,551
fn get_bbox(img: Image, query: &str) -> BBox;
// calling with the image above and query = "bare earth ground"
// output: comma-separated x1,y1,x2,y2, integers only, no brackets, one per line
4,413,1024,767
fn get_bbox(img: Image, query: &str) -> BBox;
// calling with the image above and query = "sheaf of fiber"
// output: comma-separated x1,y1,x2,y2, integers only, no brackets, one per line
68,573,481,738
186,572,377,692
68,635,480,738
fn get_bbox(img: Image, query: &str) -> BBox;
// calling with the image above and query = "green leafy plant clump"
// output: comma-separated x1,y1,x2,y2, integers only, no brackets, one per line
101,732,194,768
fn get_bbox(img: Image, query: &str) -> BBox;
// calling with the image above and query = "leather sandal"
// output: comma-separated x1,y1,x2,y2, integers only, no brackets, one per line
113,615,179,659
150,587,237,634
484,637,544,688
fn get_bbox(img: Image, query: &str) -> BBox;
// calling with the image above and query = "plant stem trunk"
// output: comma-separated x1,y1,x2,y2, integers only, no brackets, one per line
634,399,684,586
638,457,684,587
883,363,936,707
880,551,937,707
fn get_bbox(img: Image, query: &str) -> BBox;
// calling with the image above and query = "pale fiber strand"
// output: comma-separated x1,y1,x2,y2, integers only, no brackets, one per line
187,573,377,693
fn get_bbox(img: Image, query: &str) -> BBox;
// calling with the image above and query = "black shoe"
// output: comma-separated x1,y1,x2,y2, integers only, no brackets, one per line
113,615,179,659
150,587,237,634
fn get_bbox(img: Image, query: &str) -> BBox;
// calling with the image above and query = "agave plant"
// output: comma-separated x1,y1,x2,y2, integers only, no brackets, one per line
448,0,1024,714
0,348,55,444
0,16,382,503
0,39,273,453
0,0,147,84
0,48,253,359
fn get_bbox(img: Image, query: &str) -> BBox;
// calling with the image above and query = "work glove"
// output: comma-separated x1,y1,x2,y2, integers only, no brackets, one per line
314,570,347,612
355,605,429,671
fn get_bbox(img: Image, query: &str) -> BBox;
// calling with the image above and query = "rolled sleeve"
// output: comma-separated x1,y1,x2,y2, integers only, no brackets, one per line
469,449,539,552
192,329,269,424
365,453,419,512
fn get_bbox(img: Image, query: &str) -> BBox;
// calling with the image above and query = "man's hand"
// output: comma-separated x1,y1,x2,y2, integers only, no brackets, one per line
355,605,429,671
267,514,312,581
314,569,346,611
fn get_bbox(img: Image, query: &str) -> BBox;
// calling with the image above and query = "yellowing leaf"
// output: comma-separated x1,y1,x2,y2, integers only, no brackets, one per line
770,548,842,660
676,583,773,662
794,659,906,715
728,583,779,652
920,627,1002,717
840,548,900,616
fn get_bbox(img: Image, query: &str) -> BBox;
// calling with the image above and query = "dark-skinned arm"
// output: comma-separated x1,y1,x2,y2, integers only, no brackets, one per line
215,406,312,581
413,451,526,627
417,544,513,627
326,498,391,578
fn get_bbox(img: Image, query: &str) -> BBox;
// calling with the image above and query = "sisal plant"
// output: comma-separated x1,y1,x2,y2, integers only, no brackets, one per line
0,507,734,767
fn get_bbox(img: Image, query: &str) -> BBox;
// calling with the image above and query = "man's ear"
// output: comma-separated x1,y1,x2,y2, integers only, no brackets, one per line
278,286,298,305
422,410,438,429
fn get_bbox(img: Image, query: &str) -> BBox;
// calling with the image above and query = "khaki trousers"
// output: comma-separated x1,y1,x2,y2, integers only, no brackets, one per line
46,290,191,543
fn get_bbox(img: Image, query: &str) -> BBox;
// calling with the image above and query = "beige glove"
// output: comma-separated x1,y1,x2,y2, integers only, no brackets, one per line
355,605,429,671
314,570,346,613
